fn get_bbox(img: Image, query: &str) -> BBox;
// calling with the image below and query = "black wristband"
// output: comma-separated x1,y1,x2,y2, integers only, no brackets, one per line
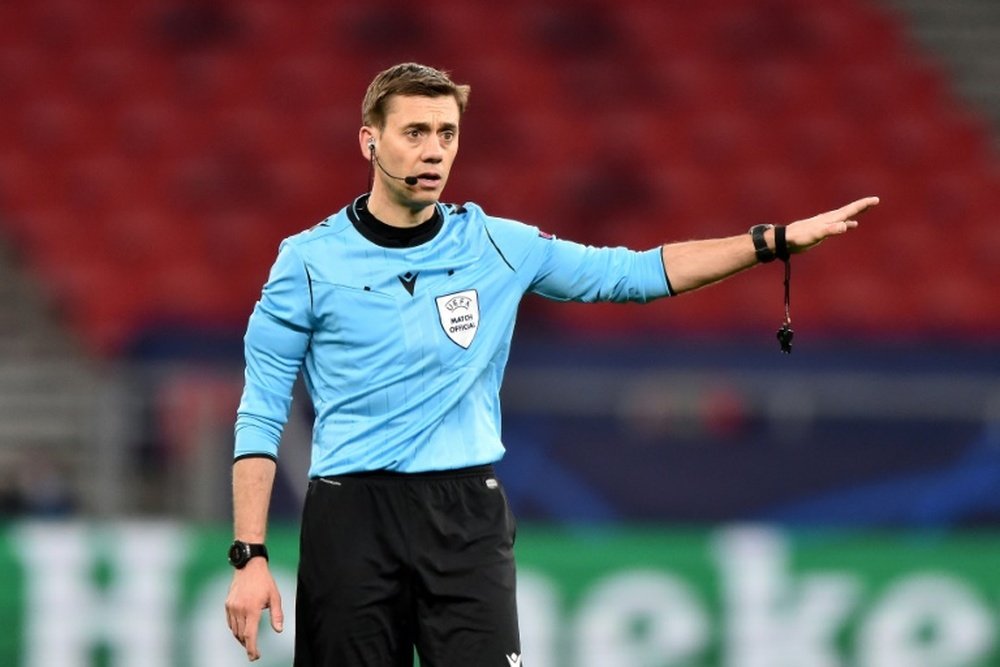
774,225,790,262
749,224,776,263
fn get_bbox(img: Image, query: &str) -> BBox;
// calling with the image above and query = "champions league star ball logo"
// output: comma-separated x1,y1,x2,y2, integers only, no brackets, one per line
435,289,480,349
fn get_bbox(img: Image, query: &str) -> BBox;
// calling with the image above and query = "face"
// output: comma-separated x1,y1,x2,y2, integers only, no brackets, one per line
361,94,460,211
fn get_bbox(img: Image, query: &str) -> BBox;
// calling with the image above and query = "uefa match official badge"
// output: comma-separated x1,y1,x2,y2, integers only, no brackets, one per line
435,289,480,349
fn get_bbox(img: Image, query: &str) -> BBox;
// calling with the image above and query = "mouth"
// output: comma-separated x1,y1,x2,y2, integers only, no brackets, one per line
413,172,442,187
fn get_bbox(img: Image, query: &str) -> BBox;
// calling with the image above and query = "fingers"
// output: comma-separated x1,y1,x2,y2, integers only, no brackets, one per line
225,604,244,644
243,586,284,660
835,196,879,219
823,221,849,236
243,619,261,662
816,196,878,232
225,598,263,661
834,219,859,233
234,610,261,660
786,195,877,252
269,589,285,633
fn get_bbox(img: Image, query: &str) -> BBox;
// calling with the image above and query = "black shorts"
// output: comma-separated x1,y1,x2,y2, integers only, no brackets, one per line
294,465,522,666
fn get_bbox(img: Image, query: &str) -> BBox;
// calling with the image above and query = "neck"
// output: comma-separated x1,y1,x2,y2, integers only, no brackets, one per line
367,186,437,228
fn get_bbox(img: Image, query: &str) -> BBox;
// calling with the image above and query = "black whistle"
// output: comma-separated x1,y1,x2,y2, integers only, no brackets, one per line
777,324,794,354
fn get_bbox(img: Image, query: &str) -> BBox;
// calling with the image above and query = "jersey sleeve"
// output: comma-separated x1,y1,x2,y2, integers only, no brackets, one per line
474,207,670,303
528,236,672,303
234,239,314,460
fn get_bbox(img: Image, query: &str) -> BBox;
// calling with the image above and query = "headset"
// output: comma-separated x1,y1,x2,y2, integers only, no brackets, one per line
368,138,418,186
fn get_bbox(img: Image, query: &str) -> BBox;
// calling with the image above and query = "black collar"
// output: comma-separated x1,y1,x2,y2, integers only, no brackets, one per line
347,194,443,248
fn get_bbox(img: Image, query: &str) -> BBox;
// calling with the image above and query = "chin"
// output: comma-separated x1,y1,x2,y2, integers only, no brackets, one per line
413,188,443,201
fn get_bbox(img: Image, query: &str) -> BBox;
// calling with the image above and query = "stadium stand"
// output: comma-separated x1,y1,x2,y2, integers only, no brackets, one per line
0,0,997,356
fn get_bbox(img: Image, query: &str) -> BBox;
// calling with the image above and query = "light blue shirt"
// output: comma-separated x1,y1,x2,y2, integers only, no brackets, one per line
235,198,671,476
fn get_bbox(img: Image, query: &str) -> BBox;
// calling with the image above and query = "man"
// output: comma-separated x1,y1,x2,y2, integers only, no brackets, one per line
225,62,877,664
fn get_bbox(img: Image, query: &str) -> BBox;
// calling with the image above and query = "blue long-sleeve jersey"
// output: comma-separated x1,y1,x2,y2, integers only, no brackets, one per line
235,197,671,476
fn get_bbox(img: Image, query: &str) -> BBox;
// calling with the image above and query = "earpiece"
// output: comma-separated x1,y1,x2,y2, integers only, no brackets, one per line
367,138,375,153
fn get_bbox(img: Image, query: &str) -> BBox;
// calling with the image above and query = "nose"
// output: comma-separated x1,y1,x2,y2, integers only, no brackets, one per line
421,136,444,163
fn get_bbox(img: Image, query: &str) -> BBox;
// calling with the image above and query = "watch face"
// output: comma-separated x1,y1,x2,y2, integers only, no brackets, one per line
228,542,247,567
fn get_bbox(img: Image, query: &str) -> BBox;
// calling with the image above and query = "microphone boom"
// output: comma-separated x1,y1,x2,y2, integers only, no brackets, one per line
372,150,419,186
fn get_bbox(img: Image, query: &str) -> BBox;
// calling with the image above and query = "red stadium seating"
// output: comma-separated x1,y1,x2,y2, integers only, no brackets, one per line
0,0,996,355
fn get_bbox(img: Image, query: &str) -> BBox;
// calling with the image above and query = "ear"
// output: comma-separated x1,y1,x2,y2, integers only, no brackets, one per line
359,127,377,160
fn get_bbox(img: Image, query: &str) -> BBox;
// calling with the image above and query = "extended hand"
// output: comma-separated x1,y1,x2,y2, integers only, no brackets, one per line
225,560,284,662
785,196,879,253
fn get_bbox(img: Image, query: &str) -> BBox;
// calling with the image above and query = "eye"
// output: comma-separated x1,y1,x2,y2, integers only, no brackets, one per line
441,130,456,143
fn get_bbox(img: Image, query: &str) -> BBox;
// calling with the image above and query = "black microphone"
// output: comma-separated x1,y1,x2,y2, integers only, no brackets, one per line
368,141,418,186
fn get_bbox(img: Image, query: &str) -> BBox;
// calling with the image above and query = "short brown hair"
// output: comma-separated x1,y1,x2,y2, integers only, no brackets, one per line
361,63,471,129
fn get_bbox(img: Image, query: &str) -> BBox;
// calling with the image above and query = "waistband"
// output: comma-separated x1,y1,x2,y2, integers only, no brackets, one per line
313,463,495,482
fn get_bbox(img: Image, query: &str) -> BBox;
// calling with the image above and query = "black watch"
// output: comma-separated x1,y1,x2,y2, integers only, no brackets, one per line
749,224,776,263
228,540,268,569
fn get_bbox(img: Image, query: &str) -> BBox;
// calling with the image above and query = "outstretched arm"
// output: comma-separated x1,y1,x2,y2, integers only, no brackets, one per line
662,196,879,295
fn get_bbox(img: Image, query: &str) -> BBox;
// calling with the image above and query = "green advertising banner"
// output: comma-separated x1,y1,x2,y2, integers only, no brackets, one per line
1,522,1000,666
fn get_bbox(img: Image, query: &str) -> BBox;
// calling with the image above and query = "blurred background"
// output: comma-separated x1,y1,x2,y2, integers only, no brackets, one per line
1,0,999,665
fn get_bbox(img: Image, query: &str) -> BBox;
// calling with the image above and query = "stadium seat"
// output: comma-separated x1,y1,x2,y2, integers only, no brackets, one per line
0,0,997,354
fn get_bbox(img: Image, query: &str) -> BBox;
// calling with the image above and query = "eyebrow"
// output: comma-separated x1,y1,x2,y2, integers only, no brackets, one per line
403,122,459,133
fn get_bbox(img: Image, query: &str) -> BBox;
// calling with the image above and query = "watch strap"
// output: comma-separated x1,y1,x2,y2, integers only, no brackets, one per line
246,543,268,562
749,224,776,263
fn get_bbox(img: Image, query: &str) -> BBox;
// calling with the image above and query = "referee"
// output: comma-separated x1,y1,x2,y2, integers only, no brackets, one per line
224,62,878,665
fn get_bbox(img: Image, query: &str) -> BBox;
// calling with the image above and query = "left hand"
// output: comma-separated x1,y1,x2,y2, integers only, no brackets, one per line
225,559,284,662
785,196,879,253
